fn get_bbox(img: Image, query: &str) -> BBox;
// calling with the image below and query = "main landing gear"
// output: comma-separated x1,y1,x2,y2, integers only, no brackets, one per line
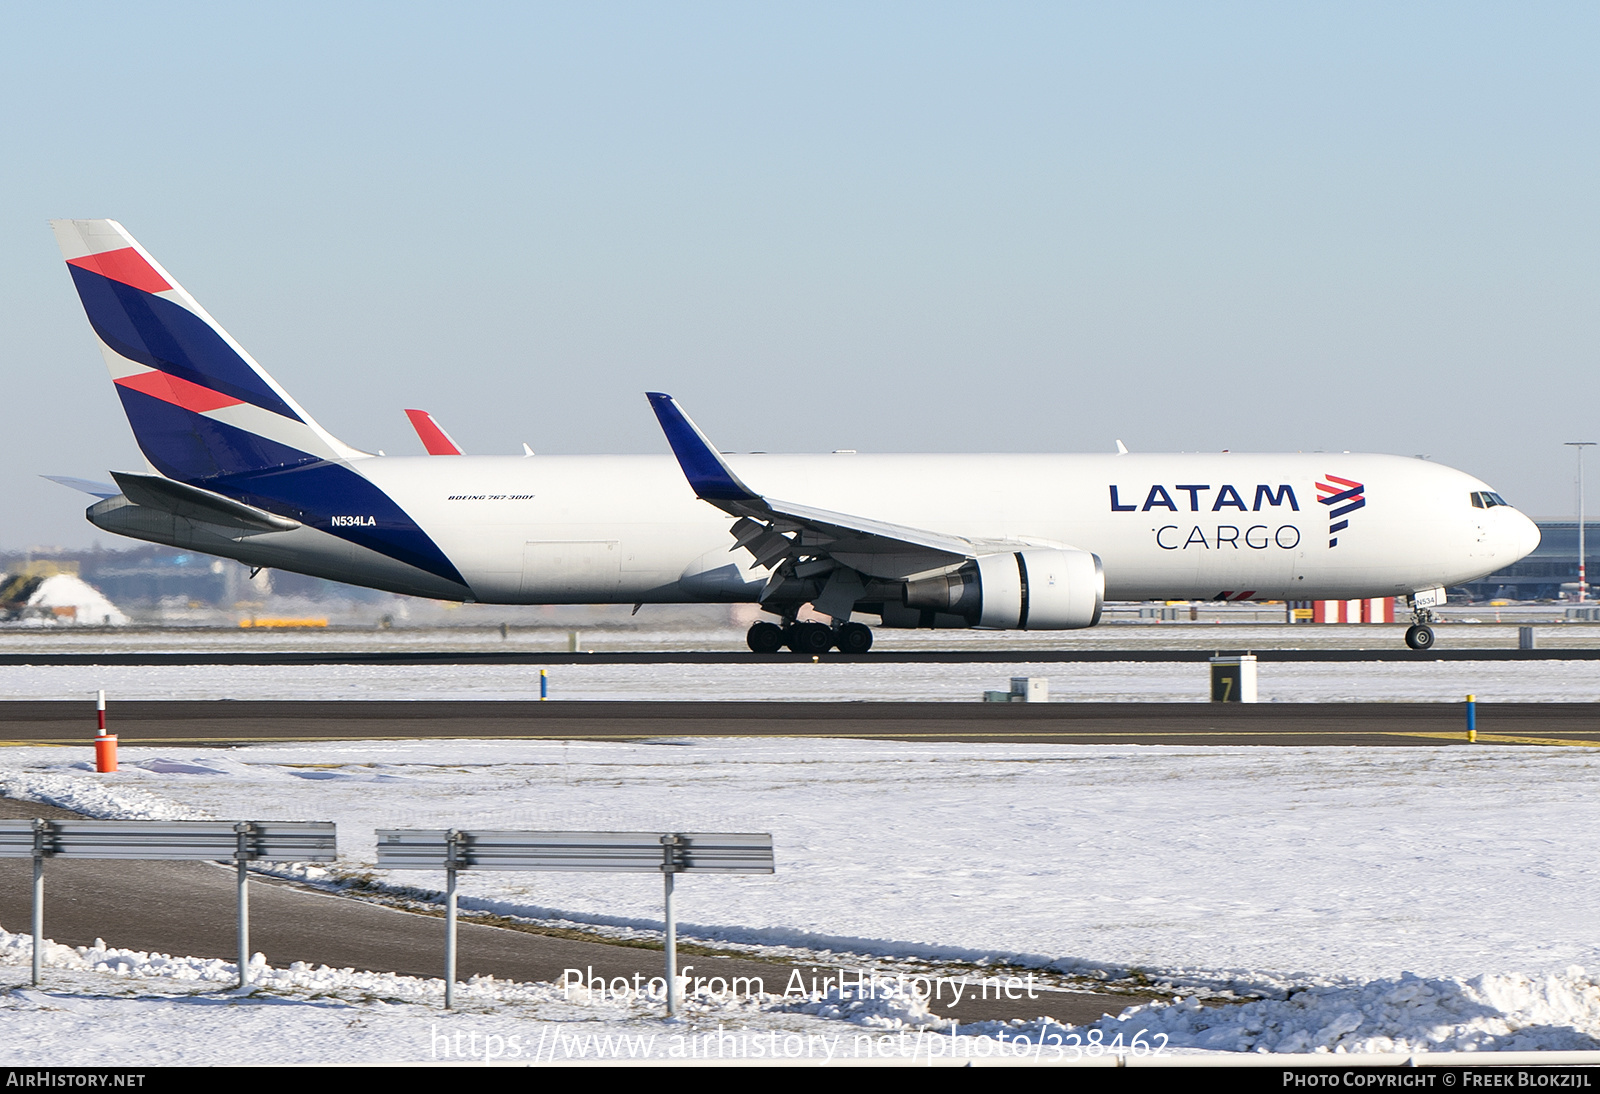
746,621,785,653
746,620,874,654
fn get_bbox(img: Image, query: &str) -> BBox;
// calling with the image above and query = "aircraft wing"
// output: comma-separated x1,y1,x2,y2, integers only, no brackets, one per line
646,392,1033,579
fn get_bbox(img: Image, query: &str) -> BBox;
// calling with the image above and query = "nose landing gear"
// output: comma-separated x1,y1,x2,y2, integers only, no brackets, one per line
1403,595,1438,650
1404,623,1435,650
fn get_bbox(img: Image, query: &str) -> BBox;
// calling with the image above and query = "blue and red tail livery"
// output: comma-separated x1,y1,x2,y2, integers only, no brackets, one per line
51,220,465,590
51,219,352,474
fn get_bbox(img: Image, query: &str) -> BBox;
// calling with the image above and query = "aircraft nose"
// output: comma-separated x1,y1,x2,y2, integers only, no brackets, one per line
1510,510,1541,562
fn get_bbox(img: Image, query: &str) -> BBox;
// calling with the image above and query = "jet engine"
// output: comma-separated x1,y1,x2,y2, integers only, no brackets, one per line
899,548,1103,629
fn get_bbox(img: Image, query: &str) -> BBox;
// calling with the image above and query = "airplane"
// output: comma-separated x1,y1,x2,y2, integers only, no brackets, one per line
47,218,1540,653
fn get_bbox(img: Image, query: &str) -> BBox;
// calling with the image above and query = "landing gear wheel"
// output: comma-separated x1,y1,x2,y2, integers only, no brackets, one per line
834,622,874,654
746,621,784,653
786,622,834,655
1404,624,1435,651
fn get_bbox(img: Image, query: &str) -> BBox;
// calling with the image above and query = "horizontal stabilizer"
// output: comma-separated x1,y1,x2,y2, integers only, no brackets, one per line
110,471,301,532
42,475,119,499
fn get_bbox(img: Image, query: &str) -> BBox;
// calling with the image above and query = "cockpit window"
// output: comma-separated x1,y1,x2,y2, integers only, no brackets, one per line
1470,491,1512,509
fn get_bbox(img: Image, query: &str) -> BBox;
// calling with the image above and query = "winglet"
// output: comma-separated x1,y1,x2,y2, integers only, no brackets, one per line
645,393,758,502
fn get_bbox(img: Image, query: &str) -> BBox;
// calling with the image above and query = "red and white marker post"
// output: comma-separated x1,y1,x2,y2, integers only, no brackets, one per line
94,689,117,773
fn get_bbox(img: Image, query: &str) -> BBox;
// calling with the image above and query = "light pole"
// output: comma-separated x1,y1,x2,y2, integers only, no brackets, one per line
1566,442,1596,602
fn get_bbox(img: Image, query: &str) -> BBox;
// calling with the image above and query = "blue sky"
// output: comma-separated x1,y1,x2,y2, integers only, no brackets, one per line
3,2,1597,547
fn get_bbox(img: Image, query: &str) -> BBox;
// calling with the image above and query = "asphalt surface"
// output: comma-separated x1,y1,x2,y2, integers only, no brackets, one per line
0,797,1142,1024
2,699,1597,747
2,648,1598,665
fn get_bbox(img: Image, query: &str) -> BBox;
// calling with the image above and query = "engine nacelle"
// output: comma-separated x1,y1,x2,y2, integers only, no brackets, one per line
901,548,1103,630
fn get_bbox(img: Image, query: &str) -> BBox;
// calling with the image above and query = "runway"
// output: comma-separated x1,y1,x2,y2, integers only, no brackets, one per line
1,648,1597,666
3,699,1598,747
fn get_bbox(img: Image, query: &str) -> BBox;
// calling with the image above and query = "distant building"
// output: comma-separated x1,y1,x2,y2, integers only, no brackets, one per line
85,550,237,607
1458,521,1597,601
0,545,390,609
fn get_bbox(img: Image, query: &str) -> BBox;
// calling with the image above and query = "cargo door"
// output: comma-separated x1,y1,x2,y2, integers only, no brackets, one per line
520,540,621,601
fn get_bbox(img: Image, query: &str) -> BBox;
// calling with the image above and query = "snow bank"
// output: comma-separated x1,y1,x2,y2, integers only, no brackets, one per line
0,927,685,1012
0,768,206,820
7,926,1600,1054
1057,970,1600,1053
783,981,955,1030
777,968,1600,1053
0,928,498,1002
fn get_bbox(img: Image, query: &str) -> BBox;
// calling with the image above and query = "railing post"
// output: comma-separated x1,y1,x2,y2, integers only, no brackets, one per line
661,833,683,1016
31,818,48,987
234,821,255,988
444,829,463,1010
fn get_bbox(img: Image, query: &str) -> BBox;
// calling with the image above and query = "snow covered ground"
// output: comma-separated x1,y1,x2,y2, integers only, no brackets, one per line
4,737,1600,1061
5,658,1600,702
0,938,883,1066
3,614,1596,654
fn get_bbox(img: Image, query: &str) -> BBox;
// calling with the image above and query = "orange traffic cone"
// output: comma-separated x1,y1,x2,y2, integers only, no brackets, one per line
94,689,117,773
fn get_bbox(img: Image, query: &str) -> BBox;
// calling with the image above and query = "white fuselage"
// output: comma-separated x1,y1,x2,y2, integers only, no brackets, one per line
350,450,1538,605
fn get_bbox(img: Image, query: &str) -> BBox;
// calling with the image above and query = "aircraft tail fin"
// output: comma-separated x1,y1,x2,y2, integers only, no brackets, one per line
50,219,366,485
404,409,464,455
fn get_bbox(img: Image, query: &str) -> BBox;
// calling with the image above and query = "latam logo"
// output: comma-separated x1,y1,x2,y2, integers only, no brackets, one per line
1110,484,1299,512
1316,475,1365,548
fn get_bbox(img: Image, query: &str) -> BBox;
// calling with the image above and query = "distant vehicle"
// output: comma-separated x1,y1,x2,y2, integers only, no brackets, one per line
49,219,1539,652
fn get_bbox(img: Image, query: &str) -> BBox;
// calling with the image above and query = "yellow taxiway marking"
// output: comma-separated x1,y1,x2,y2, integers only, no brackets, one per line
1386,730,1600,748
